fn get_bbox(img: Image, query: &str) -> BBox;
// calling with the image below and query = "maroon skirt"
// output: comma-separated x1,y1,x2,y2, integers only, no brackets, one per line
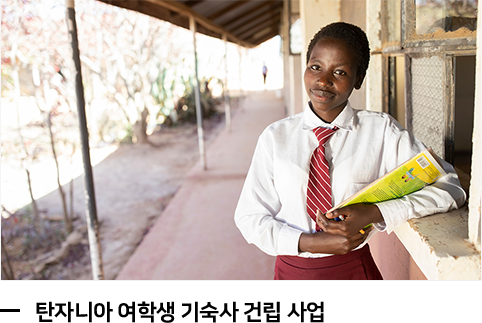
274,244,382,280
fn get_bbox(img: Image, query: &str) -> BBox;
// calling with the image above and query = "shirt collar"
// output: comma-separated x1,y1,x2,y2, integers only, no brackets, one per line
302,101,355,131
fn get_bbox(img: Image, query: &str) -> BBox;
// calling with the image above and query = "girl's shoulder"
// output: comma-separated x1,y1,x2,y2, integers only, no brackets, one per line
355,108,390,119
258,112,306,145
353,109,403,130
265,111,305,133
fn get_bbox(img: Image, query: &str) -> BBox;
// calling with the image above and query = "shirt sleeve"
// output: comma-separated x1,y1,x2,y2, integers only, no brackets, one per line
234,129,303,256
374,120,467,234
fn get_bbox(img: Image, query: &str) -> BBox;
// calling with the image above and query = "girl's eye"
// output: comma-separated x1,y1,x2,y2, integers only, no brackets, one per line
335,70,347,76
310,65,321,71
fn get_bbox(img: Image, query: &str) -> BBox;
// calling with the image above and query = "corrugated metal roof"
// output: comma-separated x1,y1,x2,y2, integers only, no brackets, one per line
97,0,283,47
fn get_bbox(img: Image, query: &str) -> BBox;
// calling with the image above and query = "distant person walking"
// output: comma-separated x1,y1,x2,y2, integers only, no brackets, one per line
262,63,268,86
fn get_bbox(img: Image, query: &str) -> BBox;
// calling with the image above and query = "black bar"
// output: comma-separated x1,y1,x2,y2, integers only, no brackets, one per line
0,309,20,312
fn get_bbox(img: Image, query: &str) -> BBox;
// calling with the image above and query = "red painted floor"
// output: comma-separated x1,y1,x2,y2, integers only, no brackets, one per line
116,90,285,280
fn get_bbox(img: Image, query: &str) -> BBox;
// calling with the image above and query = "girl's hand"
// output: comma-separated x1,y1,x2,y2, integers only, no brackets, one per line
298,228,370,255
316,204,383,238
298,204,383,255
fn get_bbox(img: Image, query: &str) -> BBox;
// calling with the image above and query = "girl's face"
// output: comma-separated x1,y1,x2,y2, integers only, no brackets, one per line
304,37,364,122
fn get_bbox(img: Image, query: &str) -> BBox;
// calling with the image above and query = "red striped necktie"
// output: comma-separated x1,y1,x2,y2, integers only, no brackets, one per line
306,126,338,231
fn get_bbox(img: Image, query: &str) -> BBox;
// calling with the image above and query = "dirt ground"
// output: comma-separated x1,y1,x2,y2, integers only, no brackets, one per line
1,105,232,280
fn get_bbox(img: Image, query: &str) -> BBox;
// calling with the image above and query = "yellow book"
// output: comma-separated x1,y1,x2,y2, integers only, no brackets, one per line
330,148,446,213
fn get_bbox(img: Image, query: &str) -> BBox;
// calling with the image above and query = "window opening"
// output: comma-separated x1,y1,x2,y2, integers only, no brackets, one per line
453,55,476,193
290,18,302,55
288,0,301,55
415,0,478,35
402,0,478,44
388,56,406,128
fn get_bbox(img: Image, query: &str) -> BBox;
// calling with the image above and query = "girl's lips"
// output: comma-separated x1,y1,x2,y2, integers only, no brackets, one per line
311,89,335,99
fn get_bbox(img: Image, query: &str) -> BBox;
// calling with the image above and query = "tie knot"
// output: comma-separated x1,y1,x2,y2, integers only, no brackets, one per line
313,127,337,146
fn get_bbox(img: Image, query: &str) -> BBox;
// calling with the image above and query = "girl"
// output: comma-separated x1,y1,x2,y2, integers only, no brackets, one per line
234,22,466,280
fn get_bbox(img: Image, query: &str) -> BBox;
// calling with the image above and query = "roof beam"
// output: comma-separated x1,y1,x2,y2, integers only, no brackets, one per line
231,6,281,38
235,16,280,40
184,0,206,7
248,27,279,45
223,0,277,29
98,0,256,47
207,0,251,21
226,5,278,32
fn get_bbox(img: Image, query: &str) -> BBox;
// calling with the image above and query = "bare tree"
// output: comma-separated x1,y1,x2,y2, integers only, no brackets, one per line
2,0,47,235
74,0,191,144
1,234,15,280
2,0,77,234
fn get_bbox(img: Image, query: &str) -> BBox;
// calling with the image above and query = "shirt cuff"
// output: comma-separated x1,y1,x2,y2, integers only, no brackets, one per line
277,224,304,256
376,199,411,234
373,221,387,232
372,204,387,231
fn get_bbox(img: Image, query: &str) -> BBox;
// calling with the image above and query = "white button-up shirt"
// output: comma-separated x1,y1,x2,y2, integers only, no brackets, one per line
234,102,466,258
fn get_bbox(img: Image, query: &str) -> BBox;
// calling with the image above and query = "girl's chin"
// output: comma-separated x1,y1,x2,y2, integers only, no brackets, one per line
310,103,346,120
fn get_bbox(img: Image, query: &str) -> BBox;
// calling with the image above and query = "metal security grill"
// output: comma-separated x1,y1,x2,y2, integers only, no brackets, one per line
410,56,445,158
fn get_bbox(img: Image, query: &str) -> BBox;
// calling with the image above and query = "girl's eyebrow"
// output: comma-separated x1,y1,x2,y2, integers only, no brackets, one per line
309,58,352,67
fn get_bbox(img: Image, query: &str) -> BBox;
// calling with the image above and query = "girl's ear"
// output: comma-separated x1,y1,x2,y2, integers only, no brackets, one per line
354,73,365,90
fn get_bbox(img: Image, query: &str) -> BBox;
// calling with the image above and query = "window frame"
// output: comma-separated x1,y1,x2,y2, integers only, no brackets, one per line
401,0,477,50
374,0,480,279
382,0,477,164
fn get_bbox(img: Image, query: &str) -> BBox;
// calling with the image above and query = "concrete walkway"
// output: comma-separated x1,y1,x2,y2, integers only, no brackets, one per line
117,90,286,279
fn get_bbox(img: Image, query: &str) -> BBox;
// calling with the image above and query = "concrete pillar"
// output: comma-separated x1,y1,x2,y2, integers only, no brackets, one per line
288,56,297,115
222,33,231,132
366,0,383,112
341,0,367,111
189,15,207,170
282,0,291,114
299,0,341,108
469,0,481,248
282,0,303,115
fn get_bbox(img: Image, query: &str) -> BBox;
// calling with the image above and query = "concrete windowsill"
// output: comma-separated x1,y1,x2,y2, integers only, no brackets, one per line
394,205,481,280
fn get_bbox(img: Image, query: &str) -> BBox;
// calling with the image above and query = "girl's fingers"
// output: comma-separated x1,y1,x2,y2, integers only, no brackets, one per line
316,210,328,227
317,211,344,235
317,210,339,233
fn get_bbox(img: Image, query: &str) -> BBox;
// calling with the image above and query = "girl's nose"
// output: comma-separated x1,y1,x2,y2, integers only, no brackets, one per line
317,71,333,87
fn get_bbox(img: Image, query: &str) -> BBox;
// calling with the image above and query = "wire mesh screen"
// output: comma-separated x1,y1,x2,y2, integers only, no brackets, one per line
411,56,445,158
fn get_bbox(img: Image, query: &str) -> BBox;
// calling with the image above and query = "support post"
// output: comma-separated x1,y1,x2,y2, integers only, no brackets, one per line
65,0,104,280
238,44,245,107
189,15,207,170
223,33,231,132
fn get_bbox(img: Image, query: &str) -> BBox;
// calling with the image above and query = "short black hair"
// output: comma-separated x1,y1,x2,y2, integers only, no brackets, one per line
306,22,370,77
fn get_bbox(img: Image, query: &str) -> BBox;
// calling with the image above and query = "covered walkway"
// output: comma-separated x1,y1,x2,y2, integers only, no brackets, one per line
117,90,286,279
